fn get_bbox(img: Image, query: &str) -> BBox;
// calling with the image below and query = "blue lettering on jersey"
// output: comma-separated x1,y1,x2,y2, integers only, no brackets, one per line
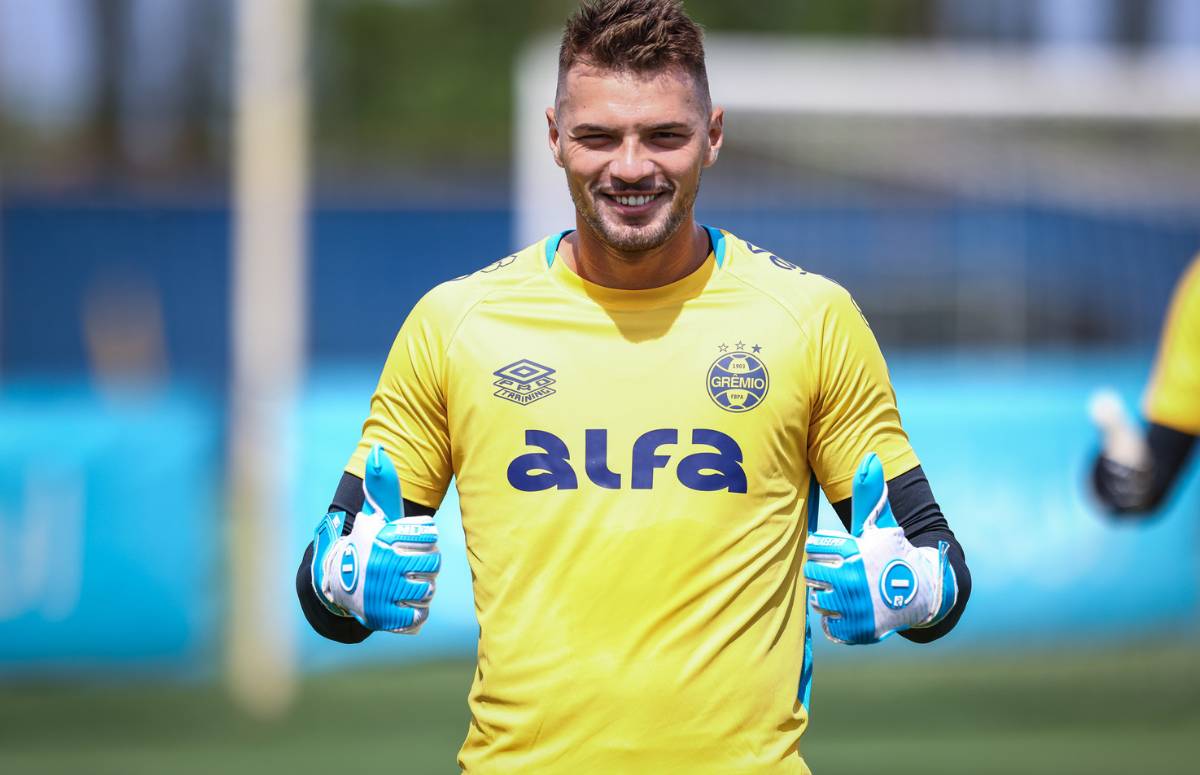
584,429,622,489
631,429,676,489
506,430,579,491
508,429,748,493
676,429,748,492
747,241,805,273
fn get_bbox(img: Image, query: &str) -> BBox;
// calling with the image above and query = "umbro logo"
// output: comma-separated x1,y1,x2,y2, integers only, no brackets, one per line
493,359,557,406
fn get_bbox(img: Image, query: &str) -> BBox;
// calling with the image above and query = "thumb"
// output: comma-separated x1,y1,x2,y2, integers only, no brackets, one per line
362,444,404,520
850,452,896,536
1088,389,1149,469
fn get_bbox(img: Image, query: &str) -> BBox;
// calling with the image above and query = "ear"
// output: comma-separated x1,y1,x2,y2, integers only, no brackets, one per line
547,107,564,168
704,106,724,168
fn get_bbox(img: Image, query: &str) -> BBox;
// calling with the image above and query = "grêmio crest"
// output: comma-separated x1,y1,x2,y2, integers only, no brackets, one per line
493,359,557,406
707,342,769,413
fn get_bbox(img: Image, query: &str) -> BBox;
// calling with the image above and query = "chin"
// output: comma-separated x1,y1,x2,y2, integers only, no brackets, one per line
590,204,690,254
596,221,674,253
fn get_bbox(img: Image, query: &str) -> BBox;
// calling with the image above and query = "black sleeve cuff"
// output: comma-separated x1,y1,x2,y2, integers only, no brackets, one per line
900,530,972,644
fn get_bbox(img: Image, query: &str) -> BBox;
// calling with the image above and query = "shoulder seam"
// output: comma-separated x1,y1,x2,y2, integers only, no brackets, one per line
442,267,547,355
724,255,826,425
725,265,816,350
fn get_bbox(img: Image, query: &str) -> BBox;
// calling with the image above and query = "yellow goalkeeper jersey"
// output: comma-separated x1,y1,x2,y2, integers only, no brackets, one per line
347,227,919,774
1146,254,1200,435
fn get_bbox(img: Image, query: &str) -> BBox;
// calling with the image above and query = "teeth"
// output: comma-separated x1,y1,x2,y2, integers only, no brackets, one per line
614,193,658,206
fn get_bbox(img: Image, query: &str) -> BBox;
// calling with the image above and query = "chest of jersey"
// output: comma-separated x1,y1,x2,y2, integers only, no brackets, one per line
443,281,814,506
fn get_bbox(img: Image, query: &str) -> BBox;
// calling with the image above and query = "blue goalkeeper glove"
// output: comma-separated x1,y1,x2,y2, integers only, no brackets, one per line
804,452,957,645
311,444,440,633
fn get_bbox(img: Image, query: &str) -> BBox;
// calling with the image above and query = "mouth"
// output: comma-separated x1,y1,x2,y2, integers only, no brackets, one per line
599,190,669,216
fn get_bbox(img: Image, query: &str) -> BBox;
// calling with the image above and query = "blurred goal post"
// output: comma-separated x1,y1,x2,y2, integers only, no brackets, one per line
228,0,308,718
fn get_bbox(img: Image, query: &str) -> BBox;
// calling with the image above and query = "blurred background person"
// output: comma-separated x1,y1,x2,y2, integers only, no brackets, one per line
1,1,1198,773
1091,254,1199,516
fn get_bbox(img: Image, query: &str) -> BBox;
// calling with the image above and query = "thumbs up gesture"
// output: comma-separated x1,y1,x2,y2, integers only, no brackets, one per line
1088,388,1156,513
311,444,441,633
803,453,957,645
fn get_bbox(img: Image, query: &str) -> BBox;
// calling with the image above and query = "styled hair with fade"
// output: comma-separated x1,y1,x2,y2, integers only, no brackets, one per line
557,0,710,111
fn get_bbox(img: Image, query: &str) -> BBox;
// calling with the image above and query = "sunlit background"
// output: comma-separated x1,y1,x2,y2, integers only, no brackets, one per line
1,1,1198,773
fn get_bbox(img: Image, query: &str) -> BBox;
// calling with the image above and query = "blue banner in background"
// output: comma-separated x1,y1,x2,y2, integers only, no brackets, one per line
0,386,220,673
0,352,1196,673
876,352,1199,646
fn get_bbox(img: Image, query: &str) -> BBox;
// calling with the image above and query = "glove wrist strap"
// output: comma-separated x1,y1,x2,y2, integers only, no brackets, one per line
312,511,353,618
912,540,958,629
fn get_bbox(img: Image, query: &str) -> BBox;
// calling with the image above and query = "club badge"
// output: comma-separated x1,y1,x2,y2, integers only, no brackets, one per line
707,342,769,413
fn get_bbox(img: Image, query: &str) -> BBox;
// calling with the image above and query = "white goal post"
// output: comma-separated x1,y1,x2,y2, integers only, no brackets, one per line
514,34,1200,248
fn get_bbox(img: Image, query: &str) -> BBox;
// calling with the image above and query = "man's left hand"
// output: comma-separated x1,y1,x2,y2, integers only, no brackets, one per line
804,452,957,645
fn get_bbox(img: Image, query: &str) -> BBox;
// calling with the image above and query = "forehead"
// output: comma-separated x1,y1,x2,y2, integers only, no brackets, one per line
557,64,706,125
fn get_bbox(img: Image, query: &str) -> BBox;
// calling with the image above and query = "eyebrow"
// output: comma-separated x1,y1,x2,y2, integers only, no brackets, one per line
569,122,693,134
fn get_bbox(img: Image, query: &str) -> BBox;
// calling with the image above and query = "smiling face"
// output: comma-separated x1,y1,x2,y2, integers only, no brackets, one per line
549,64,723,255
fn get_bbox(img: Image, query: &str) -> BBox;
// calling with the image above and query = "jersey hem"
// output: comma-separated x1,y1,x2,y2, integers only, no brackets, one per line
1144,401,1200,437
342,465,445,511
820,448,921,504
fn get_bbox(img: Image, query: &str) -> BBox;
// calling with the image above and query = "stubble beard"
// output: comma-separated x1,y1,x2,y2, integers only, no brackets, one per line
568,172,700,256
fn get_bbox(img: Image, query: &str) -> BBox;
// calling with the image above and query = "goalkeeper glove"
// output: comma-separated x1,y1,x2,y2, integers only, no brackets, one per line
1088,388,1155,512
804,452,957,645
311,444,440,633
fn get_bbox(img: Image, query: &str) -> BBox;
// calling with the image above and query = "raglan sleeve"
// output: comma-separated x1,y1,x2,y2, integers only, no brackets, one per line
806,281,920,503
345,288,455,509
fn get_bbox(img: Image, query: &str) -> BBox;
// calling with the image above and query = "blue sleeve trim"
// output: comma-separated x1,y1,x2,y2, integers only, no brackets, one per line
798,472,819,710
703,225,727,269
806,472,821,534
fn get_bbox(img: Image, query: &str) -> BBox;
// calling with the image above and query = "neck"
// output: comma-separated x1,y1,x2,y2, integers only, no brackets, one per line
561,217,709,291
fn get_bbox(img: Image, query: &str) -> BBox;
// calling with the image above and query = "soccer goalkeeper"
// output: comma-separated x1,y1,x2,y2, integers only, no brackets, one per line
1091,254,1199,516
295,2,971,772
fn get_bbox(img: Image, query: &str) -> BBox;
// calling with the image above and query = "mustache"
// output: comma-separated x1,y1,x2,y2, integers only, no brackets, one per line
595,183,674,195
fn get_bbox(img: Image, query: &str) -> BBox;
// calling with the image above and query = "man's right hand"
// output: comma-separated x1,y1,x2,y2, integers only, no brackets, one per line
311,444,440,633
1088,389,1155,513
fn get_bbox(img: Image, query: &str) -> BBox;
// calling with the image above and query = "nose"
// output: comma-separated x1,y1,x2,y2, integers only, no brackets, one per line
608,137,655,187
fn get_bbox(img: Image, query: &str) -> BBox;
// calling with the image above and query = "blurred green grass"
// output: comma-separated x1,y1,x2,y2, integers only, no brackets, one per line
1,640,1197,774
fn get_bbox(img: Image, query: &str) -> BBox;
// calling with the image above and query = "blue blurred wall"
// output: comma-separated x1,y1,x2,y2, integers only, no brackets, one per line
4,199,1197,379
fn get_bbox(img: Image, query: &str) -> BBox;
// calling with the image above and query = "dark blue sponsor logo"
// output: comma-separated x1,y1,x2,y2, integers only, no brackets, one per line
707,350,769,413
493,359,556,406
507,428,747,493
747,242,804,272
453,254,517,281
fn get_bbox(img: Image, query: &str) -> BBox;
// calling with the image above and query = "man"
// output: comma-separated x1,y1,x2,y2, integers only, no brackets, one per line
296,1,971,772
1091,254,1199,515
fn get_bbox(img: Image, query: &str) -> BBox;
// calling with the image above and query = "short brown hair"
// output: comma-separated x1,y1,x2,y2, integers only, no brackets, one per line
558,0,710,109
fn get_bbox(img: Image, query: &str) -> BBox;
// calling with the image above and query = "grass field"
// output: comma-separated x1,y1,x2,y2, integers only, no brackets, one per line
2,640,1197,774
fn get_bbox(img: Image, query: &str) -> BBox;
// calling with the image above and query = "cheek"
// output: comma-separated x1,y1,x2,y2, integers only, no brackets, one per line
661,149,704,182
563,151,608,183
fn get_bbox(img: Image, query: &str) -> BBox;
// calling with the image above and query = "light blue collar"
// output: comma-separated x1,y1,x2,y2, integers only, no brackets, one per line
544,225,726,268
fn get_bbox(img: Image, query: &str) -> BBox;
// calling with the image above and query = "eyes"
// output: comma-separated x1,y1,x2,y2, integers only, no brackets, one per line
572,130,688,147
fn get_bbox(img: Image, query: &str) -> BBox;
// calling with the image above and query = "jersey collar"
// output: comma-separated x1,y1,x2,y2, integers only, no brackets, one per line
544,225,727,269
542,226,725,311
